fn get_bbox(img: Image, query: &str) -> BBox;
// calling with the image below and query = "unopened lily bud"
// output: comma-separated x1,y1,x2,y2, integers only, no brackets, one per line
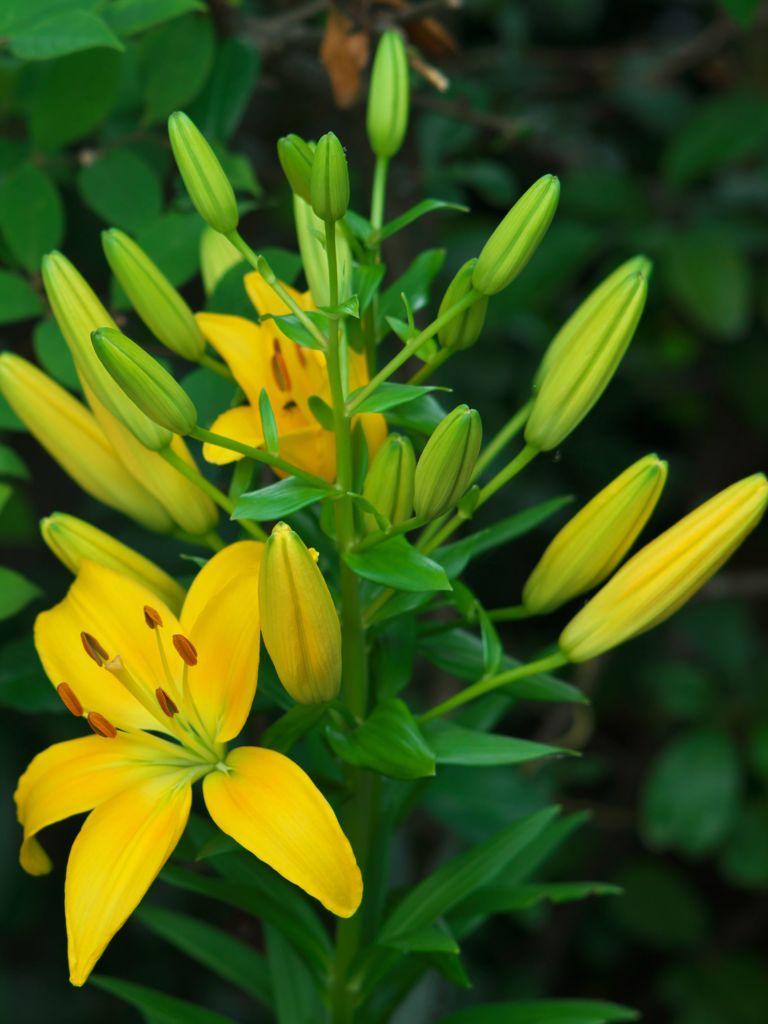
277,134,315,204
472,175,560,296
560,473,768,663
92,327,197,438
363,433,415,533
523,454,668,615
414,405,482,519
200,227,242,296
438,259,488,351
310,132,349,223
367,30,410,159
525,266,648,452
0,354,172,532
168,111,238,234
41,513,184,612
293,195,353,306
259,522,341,703
102,229,205,361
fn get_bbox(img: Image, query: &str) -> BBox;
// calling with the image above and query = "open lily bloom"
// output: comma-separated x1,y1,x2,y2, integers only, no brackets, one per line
15,541,362,986
197,271,387,481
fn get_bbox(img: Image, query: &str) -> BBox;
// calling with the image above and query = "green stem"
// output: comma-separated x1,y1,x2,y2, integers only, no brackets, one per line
473,399,533,479
352,515,426,553
408,346,452,385
198,352,232,378
191,425,332,490
370,156,389,237
490,604,531,622
418,652,568,722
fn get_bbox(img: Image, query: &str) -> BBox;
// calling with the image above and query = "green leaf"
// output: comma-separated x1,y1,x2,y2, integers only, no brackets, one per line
136,212,204,287
0,567,42,620
262,704,329,755
234,477,333,521
141,12,215,123
349,381,447,415
265,925,327,1024
378,806,559,945
378,199,469,242
640,728,742,855
424,720,571,767
719,800,768,889
455,881,622,916
0,164,64,271
0,271,43,324
344,536,452,592
0,443,28,480
91,975,237,1024
136,906,272,1005
267,312,326,351
33,317,80,391
477,604,502,676
320,294,360,318
609,859,710,950
355,264,386,312
386,919,460,954
720,0,762,25
188,36,260,141
8,10,124,60
105,0,205,37
387,393,447,434
258,388,279,454
377,249,446,336
29,48,122,149
308,394,334,430
79,149,162,232
436,998,639,1023
326,698,436,780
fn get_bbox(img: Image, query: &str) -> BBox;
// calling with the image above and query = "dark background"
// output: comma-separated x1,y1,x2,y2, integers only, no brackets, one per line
1,1,767,1021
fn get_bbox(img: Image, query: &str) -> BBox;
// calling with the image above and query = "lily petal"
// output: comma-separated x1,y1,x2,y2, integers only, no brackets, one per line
244,271,312,319
66,770,192,986
203,746,362,918
204,406,263,465
196,313,270,409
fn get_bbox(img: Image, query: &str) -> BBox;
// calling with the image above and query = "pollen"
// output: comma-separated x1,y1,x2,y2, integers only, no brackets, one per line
56,682,83,717
81,631,109,666
172,633,198,666
144,605,163,629
87,712,117,738
155,687,179,717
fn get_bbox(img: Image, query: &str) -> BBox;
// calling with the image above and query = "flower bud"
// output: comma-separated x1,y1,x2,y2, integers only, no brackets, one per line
363,433,416,533
560,473,768,663
168,111,238,234
525,266,648,452
0,353,173,532
41,512,184,612
277,133,315,204
259,522,341,703
472,175,560,296
437,259,488,351
102,229,205,361
92,327,197,438
293,194,353,307
200,227,242,296
310,132,349,223
523,454,668,615
414,405,482,519
367,30,410,159
41,251,172,452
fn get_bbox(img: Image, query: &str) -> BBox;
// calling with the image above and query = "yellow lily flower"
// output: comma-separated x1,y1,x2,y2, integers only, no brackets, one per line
15,541,362,986
197,271,386,482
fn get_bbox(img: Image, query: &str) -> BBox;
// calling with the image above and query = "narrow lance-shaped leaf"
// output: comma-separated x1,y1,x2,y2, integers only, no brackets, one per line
234,477,334,521
326,699,436,780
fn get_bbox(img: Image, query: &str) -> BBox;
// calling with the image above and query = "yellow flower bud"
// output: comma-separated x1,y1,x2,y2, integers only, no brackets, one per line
293,194,353,307
200,227,242,296
525,266,648,452
367,30,410,159
277,133,315,204
0,354,173,532
310,132,349,223
414,405,482,519
102,229,205,361
437,259,488,351
92,327,197,438
259,522,342,703
40,512,184,612
168,111,239,234
472,175,560,296
523,454,668,615
362,433,415,533
559,473,768,662
41,251,172,452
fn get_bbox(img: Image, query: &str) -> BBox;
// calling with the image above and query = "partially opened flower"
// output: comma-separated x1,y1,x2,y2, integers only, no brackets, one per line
197,271,386,481
15,542,362,986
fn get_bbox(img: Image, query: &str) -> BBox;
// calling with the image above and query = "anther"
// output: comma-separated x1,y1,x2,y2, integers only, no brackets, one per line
155,687,179,717
172,634,198,666
271,351,291,391
81,631,109,666
144,605,163,629
57,682,83,717
87,712,117,738
283,399,298,412
308,547,320,563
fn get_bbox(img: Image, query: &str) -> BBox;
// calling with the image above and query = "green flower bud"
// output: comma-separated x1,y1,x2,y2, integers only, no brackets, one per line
293,194,353,306
362,433,416,533
367,30,410,159
525,266,649,452
102,229,205,361
414,405,482,519
92,327,197,438
277,133,315,204
437,259,488,351
472,175,560,296
200,227,242,296
310,132,349,223
168,111,238,234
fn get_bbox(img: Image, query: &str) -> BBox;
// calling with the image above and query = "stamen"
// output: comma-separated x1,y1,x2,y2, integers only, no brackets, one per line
57,682,83,717
144,605,163,629
271,351,291,391
81,631,109,666
156,687,179,717
308,547,320,563
173,634,198,667
283,399,298,411
87,712,117,738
